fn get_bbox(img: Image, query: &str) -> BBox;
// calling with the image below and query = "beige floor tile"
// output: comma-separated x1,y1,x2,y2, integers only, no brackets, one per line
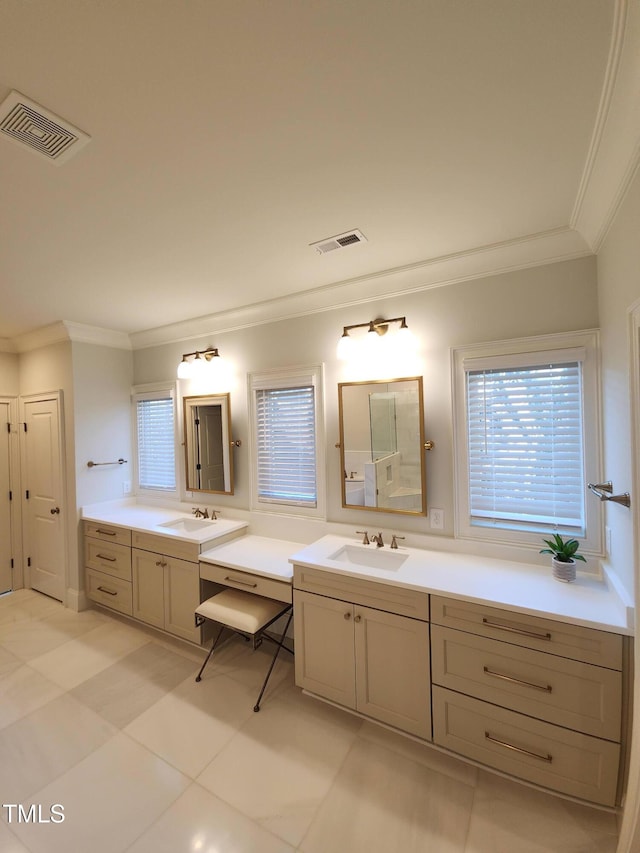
197,689,361,847
0,590,62,625
301,736,475,853
7,732,190,853
0,615,96,662
125,671,258,777
198,634,295,700
0,819,31,852
0,664,63,731
0,646,22,678
358,718,479,787
0,693,117,802
27,620,151,689
70,641,197,727
127,782,296,852
465,770,618,853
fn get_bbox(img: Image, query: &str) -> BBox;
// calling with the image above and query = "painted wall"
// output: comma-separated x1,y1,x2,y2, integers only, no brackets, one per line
0,352,19,396
133,255,599,553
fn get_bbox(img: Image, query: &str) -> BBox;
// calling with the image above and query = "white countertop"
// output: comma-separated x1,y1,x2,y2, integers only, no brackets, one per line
289,535,633,635
81,502,248,545
200,536,299,582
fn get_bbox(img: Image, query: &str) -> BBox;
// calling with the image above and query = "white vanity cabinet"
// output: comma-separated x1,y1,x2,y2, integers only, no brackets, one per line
293,565,431,739
430,596,624,807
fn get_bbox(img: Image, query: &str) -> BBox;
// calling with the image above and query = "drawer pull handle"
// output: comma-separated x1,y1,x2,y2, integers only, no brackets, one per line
482,618,552,642
484,731,552,763
224,575,257,589
483,666,553,693
96,529,117,536
96,553,117,562
97,586,118,596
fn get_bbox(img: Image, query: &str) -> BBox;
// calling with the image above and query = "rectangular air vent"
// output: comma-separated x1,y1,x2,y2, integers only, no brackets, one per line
310,229,367,254
0,90,90,165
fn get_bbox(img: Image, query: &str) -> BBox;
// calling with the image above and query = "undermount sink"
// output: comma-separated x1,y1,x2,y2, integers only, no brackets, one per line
328,544,408,571
158,517,213,533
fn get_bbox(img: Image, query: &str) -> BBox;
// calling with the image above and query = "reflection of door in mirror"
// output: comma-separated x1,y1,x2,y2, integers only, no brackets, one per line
338,377,426,516
194,405,224,490
183,394,234,495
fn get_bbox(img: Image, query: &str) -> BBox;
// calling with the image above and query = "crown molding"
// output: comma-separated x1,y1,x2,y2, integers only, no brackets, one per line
572,0,640,250
11,321,131,353
130,226,591,350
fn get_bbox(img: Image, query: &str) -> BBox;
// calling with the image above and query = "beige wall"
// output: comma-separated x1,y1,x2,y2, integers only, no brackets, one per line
134,256,599,545
0,351,19,396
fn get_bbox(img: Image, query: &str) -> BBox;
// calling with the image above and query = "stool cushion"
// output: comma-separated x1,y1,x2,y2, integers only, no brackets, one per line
196,589,289,635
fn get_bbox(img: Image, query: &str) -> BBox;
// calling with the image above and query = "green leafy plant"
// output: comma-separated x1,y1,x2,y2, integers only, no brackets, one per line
540,533,586,564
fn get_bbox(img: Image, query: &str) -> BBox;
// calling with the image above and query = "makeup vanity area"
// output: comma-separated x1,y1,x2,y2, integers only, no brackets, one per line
81,376,633,810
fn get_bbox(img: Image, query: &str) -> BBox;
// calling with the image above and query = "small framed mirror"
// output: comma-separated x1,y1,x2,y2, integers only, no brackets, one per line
338,377,426,515
183,394,234,494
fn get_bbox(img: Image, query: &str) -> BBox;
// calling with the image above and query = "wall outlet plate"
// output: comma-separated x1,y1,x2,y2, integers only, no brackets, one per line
429,508,444,530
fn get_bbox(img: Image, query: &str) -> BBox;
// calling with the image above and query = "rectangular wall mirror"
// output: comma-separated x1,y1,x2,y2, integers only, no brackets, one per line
338,377,426,515
183,394,234,494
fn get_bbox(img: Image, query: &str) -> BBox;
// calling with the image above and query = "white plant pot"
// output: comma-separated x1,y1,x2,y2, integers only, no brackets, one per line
552,557,576,583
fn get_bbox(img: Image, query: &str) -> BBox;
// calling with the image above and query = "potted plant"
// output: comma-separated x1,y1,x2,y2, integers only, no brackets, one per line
540,533,586,583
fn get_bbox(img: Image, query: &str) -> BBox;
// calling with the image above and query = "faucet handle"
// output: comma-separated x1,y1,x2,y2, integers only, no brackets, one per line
356,530,369,545
390,534,405,550
211,509,219,520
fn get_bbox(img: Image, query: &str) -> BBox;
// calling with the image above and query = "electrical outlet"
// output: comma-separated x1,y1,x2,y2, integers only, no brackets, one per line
122,480,131,496
605,525,612,556
429,508,444,530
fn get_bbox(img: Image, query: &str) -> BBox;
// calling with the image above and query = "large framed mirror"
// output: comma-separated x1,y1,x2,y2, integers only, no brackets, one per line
183,394,234,494
338,376,426,515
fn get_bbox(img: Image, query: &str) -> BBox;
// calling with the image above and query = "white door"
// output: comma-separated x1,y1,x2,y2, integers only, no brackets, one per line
22,397,66,601
0,401,12,593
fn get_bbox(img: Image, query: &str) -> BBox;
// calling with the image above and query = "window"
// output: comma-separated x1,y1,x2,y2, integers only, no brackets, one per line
453,331,602,553
249,365,325,516
133,386,177,494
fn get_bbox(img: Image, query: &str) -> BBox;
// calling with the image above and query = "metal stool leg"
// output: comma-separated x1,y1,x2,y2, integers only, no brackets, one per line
253,610,293,712
195,624,225,682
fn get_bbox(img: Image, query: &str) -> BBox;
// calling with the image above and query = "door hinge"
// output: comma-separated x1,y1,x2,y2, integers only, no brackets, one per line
8,490,12,501
6,422,10,434
23,422,27,432
25,490,29,500
27,557,31,567
196,463,202,470
10,558,14,569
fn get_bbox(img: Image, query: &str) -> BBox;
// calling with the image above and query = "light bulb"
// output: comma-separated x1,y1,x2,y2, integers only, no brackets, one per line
177,357,192,379
336,331,355,361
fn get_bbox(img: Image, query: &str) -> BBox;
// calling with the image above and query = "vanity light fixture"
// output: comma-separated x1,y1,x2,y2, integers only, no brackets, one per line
336,316,414,360
177,347,224,380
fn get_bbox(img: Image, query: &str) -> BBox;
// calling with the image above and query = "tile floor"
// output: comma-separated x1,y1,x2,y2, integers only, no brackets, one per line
0,589,621,852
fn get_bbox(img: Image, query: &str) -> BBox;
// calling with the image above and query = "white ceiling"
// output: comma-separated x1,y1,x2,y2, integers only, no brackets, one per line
0,0,629,344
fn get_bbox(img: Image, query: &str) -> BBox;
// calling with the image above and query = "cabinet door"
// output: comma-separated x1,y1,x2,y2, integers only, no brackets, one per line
293,590,356,708
132,549,165,629
164,557,201,643
355,605,431,739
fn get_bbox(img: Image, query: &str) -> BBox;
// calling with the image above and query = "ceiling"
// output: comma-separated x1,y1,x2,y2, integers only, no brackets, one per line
0,1,627,345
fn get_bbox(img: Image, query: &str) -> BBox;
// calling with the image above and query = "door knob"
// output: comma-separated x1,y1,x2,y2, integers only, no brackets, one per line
50,507,60,515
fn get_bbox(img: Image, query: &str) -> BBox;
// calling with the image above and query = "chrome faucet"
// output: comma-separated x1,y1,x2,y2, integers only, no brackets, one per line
371,532,384,548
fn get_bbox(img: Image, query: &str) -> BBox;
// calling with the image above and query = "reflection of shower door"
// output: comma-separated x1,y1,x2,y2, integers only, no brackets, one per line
369,393,397,459
197,406,224,491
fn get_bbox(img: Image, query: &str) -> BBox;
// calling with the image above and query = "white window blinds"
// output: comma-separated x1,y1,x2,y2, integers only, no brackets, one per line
466,360,585,533
136,394,176,492
255,385,317,506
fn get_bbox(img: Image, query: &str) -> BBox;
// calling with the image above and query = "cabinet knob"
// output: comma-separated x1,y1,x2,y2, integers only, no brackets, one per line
354,614,362,623
344,612,351,620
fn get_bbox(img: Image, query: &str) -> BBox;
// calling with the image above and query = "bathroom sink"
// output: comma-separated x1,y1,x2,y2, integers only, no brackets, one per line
328,544,408,571
158,517,213,533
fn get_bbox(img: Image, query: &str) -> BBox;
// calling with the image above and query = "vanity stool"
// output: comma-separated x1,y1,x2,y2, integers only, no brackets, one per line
194,588,293,712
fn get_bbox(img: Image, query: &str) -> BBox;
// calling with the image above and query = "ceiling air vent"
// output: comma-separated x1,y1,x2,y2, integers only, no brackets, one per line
0,90,91,165
310,229,367,255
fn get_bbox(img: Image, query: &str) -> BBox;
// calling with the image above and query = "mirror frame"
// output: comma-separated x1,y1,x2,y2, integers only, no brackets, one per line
338,376,426,516
183,394,235,495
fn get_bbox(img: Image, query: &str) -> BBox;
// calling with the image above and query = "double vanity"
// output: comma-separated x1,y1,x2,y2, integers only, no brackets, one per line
81,503,632,809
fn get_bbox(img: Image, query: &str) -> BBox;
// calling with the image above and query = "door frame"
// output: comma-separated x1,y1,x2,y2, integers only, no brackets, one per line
19,390,68,604
0,396,22,590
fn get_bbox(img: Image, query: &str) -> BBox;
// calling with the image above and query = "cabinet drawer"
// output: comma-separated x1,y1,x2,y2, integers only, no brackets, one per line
85,538,132,581
432,686,620,807
86,569,133,616
84,521,131,547
132,531,200,563
431,625,621,741
431,596,622,670
200,562,292,603
293,565,429,621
